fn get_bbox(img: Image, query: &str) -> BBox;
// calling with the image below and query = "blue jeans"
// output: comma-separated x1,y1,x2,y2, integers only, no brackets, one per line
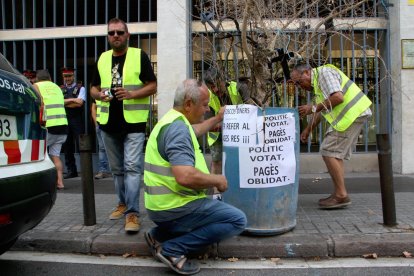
101,131,145,215
96,126,109,173
151,199,247,257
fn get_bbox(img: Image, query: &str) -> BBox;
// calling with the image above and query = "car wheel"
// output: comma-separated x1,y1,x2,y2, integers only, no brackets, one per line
0,238,18,255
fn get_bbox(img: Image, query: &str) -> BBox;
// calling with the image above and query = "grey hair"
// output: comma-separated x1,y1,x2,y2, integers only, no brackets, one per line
292,63,312,74
173,79,205,107
35,69,51,81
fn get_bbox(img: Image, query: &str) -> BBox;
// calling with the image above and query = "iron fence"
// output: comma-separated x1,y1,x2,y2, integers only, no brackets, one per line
191,0,391,153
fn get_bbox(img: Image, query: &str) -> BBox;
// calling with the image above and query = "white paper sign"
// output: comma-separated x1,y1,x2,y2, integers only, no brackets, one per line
262,112,296,144
222,105,260,147
239,112,296,188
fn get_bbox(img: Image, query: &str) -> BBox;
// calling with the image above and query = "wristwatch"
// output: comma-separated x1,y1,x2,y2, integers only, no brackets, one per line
311,105,317,113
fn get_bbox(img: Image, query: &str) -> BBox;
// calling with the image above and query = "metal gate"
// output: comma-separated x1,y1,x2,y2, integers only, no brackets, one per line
0,0,392,153
0,0,158,135
191,0,392,153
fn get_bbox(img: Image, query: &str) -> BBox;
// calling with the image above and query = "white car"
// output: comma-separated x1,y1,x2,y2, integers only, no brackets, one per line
0,53,57,254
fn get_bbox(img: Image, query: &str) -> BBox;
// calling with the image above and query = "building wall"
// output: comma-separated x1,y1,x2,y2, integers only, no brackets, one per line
157,0,190,118
390,0,414,174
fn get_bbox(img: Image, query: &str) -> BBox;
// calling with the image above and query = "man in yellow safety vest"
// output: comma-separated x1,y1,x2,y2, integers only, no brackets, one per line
203,68,254,175
90,17,157,233
34,69,68,190
292,63,372,209
143,79,246,275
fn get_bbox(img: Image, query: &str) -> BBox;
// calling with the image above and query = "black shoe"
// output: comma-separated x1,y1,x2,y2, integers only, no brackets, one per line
64,172,78,179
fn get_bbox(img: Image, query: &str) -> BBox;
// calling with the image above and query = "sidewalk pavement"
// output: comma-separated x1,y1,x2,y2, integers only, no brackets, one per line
11,174,414,259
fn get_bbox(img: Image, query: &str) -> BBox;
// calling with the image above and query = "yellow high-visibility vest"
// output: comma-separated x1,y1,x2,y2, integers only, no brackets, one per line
227,81,243,105
313,65,372,131
207,83,243,146
207,89,221,146
97,47,150,124
144,109,208,211
37,81,68,128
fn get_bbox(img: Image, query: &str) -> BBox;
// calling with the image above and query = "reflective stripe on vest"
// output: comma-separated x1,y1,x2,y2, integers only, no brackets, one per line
95,100,101,123
313,65,372,132
97,47,150,124
207,89,221,146
144,109,208,211
36,81,68,127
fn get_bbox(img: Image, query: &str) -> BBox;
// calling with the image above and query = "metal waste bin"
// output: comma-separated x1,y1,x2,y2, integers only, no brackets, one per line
222,107,299,235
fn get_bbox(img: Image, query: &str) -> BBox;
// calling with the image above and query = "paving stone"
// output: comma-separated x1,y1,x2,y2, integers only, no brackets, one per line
11,174,414,258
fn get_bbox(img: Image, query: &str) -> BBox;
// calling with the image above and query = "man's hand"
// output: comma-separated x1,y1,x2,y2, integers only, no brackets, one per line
216,106,225,121
99,90,113,102
298,104,312,119
215,175,228,193
193,106,226,137
64,98,84,108
114,87,133,100
172,165,228,192
210,106,225,132
300,128,311,143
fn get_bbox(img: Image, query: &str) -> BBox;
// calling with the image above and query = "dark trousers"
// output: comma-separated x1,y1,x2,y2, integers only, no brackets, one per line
63,118,84,174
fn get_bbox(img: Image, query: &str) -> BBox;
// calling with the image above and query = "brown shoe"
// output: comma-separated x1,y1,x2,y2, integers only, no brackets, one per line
319,195,351,209
94,172,104,179
102,172,112,178
95,172,112,179
125,213,140,232
109,203,127,220
318,194,334,203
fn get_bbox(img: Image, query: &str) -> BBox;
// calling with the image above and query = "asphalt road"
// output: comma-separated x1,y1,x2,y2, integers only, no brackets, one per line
1,251,414,276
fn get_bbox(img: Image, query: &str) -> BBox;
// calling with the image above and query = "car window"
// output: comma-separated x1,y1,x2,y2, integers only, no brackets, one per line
0,53,19,74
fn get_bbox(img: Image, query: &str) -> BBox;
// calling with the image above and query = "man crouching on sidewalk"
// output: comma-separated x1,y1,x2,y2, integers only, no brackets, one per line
143,79,247,275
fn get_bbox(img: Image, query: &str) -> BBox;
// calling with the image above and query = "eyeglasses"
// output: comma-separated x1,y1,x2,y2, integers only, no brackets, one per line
108,30,126,36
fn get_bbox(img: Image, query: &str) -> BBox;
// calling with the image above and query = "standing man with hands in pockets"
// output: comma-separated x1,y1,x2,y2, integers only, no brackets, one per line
90,17,157,233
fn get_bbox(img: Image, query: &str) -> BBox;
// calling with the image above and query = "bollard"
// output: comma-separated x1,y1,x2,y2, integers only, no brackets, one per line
376,133,397,226
79,134,96,226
